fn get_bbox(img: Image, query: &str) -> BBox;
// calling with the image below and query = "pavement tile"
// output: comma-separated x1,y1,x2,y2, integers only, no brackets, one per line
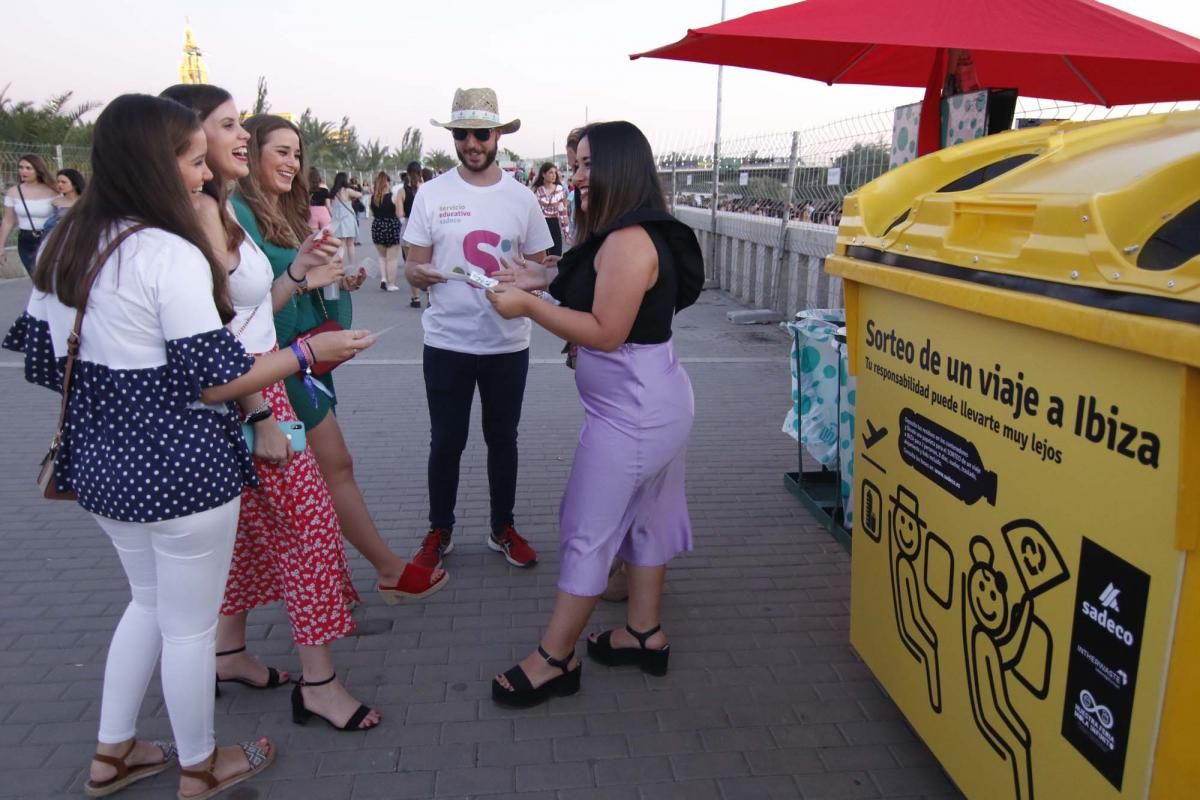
0,282,963,799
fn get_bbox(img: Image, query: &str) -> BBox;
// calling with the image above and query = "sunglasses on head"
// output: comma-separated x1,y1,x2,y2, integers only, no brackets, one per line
451,128,494,142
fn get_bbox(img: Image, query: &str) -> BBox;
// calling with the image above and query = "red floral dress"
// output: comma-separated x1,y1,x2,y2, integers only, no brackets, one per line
220,377,359,645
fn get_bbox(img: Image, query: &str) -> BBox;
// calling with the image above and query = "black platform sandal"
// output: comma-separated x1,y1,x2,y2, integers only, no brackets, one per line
587,624,670,676
215,646,288,696
291,673,378,731
491,646,582,708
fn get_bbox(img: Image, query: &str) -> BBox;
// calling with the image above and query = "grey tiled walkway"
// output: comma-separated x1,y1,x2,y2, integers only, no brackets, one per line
0,265,962,799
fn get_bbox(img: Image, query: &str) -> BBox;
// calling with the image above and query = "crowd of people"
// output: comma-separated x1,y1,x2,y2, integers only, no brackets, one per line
3,85,702,798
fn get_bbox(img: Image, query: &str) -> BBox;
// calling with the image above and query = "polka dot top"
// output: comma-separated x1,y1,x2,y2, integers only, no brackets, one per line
3,224,259,523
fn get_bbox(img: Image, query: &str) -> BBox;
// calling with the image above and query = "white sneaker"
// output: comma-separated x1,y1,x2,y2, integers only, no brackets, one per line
386,284,401,292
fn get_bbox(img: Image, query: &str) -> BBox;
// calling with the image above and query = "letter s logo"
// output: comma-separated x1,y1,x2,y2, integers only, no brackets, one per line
463,230,501,274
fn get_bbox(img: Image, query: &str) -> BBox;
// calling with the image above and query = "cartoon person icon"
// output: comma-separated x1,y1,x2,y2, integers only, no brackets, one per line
887,486,942,713
963,537,1033,800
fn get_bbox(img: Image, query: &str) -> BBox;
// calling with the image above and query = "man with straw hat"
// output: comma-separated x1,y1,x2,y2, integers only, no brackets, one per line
404,88,553,572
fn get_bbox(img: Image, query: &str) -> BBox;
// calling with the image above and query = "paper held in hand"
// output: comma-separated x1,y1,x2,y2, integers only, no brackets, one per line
441,266,499,290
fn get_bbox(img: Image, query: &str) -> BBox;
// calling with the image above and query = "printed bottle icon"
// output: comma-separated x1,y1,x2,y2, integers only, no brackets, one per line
899,409,998,506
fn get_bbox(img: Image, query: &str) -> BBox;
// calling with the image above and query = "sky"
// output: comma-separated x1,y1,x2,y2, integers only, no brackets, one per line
4,0,1199,160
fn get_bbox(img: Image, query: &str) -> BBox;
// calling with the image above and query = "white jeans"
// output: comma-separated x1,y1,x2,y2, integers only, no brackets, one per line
92,498,240,767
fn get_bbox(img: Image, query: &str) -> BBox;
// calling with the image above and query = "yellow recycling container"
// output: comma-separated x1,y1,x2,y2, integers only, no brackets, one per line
826,110,1200,800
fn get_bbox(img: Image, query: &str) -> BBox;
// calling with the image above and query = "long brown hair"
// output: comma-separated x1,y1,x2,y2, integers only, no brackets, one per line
236,115,310,248
18,153,54,186
574,121,666,242
371,171,391,207
159,83,246,254
32,94,232,322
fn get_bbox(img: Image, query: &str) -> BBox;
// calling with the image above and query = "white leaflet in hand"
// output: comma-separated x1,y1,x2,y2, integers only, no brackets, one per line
441,266,499,290
368,324,399,338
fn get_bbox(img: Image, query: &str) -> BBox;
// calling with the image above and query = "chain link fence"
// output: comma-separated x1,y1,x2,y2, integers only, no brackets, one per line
4,98,1197,250
651,98,1200,244
0,141,91,189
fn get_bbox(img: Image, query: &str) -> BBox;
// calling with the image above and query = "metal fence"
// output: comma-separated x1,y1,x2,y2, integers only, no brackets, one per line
4,97,1197,241
0,141,91,189
651,98,1200,244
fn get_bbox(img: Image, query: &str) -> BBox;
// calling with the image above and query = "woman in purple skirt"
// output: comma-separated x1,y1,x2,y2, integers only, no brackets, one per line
486,121,704,707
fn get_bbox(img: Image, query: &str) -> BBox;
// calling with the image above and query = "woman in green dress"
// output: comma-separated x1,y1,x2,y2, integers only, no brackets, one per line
232,114,445,602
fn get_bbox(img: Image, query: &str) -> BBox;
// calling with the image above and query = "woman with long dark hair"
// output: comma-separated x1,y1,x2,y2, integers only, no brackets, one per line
328,170,362,265
487,121,703,707
0,153,58,273
532,162,570,256
41,168,86,237
398,160,425,308
4,93,374,797
231,115,444,612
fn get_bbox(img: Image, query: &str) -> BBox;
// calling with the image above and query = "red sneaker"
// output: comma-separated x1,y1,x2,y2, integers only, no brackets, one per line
488,525,537,568
412,528,454,569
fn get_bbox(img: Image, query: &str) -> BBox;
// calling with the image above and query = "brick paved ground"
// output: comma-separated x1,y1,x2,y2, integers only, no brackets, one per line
0,257,962,799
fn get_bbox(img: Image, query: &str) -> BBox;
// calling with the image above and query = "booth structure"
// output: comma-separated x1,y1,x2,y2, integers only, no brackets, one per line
826,112,1200,799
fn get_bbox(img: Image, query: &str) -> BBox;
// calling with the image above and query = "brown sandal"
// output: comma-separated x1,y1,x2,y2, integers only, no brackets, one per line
177,740,275,800
84,739,176,797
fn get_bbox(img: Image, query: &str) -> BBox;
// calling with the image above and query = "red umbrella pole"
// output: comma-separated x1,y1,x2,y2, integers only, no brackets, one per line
917,48,947,156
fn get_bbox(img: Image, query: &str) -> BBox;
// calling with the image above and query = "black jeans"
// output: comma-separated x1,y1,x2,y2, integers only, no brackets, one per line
423,345,529,532
17,230,40,273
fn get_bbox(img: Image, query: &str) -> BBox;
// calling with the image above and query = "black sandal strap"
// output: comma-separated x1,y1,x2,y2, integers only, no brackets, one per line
342,704,373,731
625,625,662,649
537,646,575,673
215,646,247,657
501,664,534,692
297,672,336,688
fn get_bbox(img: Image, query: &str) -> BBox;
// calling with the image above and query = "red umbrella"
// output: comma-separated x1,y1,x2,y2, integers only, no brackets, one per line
633,0,1200,155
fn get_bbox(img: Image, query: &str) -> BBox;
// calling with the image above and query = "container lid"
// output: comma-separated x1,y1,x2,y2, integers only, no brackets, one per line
836,111,1200,324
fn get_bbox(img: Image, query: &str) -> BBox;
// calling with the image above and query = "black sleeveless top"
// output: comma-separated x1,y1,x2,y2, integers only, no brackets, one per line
403,183,418,217
370,192,397,218
549,209,703,345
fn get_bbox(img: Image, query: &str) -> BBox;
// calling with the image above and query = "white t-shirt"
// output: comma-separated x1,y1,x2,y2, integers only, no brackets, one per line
404,169,553,355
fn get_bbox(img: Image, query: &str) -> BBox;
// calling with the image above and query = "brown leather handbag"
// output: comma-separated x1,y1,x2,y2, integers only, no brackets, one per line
37,225,145,500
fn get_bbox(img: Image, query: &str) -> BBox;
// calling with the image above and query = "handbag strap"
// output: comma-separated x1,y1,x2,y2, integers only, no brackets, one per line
51,224,148,439
17,184,41,234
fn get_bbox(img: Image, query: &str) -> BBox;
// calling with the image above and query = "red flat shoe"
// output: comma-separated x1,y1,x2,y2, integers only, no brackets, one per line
377,562,449,605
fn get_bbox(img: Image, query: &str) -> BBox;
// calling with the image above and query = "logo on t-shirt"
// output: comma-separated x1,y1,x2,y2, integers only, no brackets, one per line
437,204,471,223
463,230,520,275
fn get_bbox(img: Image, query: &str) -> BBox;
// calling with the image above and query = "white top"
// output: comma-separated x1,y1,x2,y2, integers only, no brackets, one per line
5,191,56,231
226,231,277,354
403,169,553,355
3,224,256,523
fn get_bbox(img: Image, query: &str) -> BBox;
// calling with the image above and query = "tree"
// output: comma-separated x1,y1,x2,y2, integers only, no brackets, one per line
501,147,520,163
252,76,270,115
297,108,338,166
0,85,98,145
830,141,891,192
424,149,456,172
391,126,422,169
355,139,389,176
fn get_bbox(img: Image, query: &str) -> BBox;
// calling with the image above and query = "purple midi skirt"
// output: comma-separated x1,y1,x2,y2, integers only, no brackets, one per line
557,340,694,597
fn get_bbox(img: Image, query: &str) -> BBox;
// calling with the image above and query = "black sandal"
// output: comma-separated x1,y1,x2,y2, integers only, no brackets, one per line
491,646,582,708
587,624,670,675
291,673,378,731
215,646,288,696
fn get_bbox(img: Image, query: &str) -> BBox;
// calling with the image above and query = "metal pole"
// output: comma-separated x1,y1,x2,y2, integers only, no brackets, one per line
709,0,726,283
771,131,801,315
55,144,63,171
670,157,678,215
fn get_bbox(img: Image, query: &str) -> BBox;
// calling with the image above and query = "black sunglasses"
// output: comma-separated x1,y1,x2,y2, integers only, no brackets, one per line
451,128,494,142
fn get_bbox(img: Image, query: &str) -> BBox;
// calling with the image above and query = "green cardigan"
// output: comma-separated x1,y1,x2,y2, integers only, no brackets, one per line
231,193,353,427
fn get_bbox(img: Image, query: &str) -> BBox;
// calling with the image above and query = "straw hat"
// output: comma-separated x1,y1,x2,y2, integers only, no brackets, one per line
430,87,521,134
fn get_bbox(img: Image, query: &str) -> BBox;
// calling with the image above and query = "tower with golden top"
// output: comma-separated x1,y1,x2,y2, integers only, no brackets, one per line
179,23,209,85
